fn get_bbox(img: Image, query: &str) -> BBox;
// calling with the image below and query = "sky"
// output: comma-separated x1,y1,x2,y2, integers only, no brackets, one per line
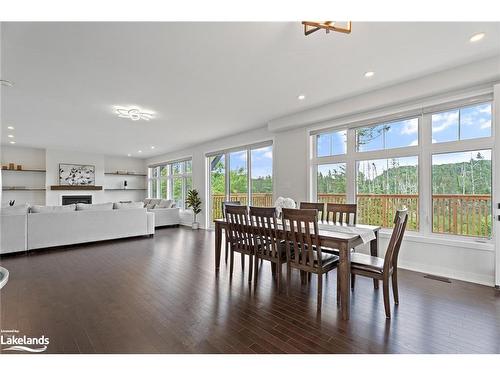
316,102,492,156
228,145,272,178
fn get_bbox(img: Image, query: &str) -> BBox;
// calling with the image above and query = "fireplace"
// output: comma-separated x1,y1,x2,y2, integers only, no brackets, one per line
62,195,92,205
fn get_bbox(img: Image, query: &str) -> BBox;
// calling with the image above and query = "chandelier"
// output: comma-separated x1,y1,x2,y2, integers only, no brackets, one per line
302,21,352,36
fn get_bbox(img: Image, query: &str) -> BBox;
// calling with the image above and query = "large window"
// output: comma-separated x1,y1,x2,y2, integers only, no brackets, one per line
208,142,273,224
311,98,493,239
148,159,192,209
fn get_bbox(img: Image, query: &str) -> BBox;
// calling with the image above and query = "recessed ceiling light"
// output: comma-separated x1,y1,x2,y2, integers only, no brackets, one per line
0,79,13,87
364,71,375,78
138,150,142,153
298,95,306,100
150,146,155,149
7,134,14,138
9,141,15,144
7,126,14,130
127,153,132,157
115,106,154,121
470,32,485,42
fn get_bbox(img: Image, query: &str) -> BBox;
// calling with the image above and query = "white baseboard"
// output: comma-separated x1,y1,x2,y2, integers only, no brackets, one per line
398,260,495,287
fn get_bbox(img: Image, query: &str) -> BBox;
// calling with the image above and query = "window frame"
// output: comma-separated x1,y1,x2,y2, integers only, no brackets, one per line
310,98,494,242
148,158,193,209
206,141,274,227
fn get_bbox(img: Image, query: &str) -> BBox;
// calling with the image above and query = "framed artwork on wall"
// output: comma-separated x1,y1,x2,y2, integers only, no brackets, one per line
59,163,95,186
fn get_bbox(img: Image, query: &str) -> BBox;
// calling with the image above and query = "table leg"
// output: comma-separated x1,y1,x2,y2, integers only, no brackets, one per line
370,230,379,289
339,242,350,320
215,222,222,272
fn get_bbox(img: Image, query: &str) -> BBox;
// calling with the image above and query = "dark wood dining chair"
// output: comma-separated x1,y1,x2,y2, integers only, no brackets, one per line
326,203,357,225
282,208,339,311
222,201,242,264
225,205,254,284
299,202,325,222
249,206,286,292
344,209,408,318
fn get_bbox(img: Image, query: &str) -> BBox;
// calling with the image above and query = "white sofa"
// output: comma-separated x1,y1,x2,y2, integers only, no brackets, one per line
144,198,180,227
0,203,154,254
28,208,154,250
1,206,28,254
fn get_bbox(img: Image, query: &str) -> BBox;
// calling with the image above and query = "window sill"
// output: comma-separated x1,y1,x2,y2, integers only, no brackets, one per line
378,229,494,252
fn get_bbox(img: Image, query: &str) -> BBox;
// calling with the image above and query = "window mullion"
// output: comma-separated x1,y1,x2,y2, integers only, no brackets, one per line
420,114,432,236
346,128,356,204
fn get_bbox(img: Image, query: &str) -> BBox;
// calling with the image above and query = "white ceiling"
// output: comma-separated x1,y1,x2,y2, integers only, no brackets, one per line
2,22,500,158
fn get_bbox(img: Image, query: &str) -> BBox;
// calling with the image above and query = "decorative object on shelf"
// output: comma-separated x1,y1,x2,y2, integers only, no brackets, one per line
124,180,128,189
16,165,22,170
2,166,7,170
59,163,95,186
185,189,202,230
274,196,297,218
9,200,15,206
8,163,14,170
302,21,352,36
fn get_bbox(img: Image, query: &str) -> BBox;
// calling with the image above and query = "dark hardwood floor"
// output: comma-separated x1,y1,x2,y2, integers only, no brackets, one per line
1,227,499,354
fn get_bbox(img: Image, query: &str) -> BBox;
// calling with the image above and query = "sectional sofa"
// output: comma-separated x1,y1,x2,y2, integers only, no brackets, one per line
0,202,155,255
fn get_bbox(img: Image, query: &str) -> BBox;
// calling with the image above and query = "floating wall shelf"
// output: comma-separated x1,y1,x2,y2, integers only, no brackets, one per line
104,172,147,176
1,169,46,173
50,185,103,191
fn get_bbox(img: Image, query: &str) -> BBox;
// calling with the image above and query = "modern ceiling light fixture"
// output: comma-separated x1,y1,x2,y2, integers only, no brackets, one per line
302,21,352,36
9,141,16,144
115,106,154,121
7,126,14,130
138,150,142,153
469,32,485,42
364,71,375,78
7,134,14,138
298,94,306,100
0,79,14,87
150,146,155,149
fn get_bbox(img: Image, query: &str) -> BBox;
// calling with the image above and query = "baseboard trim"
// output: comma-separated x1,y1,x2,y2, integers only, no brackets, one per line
398,260,495,287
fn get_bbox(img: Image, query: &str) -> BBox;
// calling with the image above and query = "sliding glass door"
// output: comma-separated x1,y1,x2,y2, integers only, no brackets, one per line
208,142,273,226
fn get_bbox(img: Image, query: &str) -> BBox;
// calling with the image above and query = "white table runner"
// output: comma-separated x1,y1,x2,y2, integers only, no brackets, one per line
318,223,376,244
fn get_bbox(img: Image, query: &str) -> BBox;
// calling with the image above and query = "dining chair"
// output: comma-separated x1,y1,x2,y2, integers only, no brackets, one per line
249,206,287,292
282,208,339,311
326,203,357,225
225,205,254,284
299,202,325,222
343,209,408,318
222,201,242,264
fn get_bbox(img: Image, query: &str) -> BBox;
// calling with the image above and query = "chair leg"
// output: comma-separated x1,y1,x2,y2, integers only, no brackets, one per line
286,265,291,296
276,262,281,293
383,279,391,319
253,254,259,289
271,263,277,280
308,272,312,283
248,254,253,285
351,273,356,290
241,253,245,270
336,270,340,306
317,273,323,311
229,249,234,280
225,240,229,263
392,270,399,305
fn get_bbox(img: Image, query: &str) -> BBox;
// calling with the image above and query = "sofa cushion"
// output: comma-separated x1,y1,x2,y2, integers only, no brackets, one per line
157,199,174,208
76,202,114,211
113,202,144,210
30,204,76,213
1,203,30,215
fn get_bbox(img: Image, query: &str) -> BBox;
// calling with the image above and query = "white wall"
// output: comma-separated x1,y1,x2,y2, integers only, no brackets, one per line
103,155,147,203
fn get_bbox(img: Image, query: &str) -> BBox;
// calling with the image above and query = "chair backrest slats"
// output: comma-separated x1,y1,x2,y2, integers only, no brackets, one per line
383,209,408,273
326,203,357,225
225,205,253,253
222,200,241,219
299,202,325,222
282,208,323,270
249,206,279,259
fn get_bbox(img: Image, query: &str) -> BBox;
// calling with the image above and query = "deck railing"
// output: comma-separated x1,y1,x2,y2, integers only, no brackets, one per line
211,193,491,237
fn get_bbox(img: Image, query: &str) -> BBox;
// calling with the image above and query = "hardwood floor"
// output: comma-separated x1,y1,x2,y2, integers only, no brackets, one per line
1,227,499,354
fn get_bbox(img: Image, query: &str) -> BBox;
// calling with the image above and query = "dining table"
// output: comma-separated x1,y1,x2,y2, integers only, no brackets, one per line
214,218,380,320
